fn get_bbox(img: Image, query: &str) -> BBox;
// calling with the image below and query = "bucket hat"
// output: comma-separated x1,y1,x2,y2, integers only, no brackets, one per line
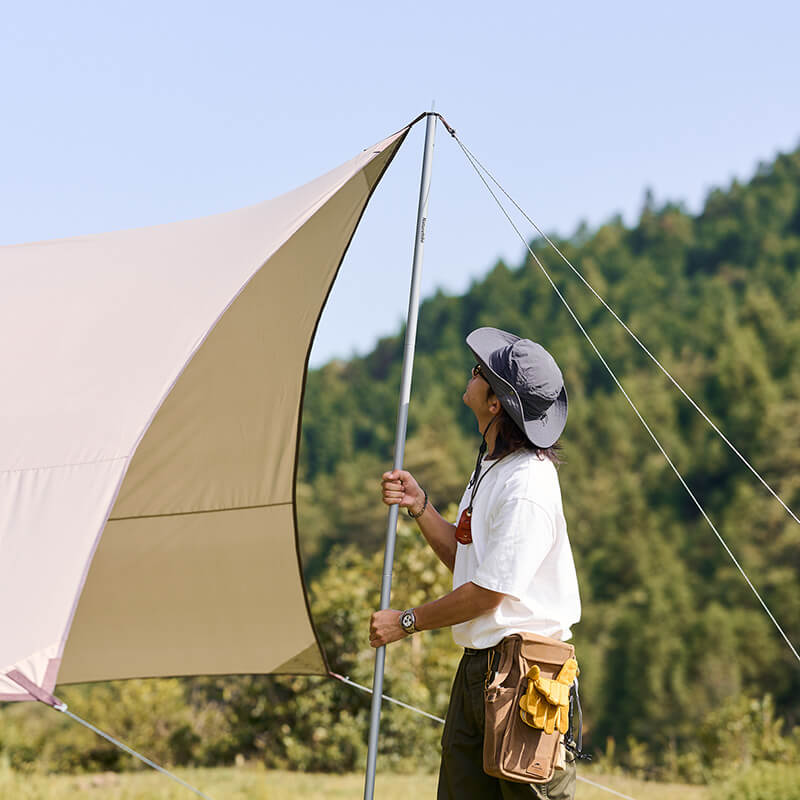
466,327,568,448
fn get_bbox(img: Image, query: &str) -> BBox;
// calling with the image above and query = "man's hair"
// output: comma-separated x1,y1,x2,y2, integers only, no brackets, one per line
487,387,563,465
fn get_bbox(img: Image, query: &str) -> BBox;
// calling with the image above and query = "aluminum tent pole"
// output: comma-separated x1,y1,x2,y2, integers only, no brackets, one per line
363,110,438,800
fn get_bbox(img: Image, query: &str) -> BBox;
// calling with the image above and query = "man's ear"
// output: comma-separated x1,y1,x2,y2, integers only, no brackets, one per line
487,393,502,416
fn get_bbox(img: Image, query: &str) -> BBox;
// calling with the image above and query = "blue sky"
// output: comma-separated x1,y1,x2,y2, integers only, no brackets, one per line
2,1,799,366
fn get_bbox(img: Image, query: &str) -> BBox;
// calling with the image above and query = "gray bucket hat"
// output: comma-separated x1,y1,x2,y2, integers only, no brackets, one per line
466,327,568,448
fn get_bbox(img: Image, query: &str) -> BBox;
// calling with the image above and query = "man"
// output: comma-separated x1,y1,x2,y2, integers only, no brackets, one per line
369,327,581,800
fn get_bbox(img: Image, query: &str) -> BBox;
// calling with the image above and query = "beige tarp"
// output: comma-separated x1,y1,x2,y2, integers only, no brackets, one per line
0,125,409,701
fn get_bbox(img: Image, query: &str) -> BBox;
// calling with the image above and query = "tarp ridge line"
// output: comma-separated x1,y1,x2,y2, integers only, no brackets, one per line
0,455,127,476
108,500,293,522
450,134,800,666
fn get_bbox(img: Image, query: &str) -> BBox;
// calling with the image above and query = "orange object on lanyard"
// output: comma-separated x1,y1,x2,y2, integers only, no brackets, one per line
456,507,473,543
456,417,506,545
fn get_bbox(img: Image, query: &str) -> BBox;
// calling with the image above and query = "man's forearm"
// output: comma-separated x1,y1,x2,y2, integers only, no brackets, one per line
368,582,505,647
414,581,504,631
412,501,458,571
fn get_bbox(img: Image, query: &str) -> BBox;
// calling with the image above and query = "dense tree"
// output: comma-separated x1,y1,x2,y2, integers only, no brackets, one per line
298,144,800,769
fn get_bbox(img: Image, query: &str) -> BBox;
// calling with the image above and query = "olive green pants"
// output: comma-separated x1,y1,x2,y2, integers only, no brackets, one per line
437,650,576,800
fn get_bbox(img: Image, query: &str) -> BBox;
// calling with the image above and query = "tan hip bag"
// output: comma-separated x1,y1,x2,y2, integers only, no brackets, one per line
483,632,576,784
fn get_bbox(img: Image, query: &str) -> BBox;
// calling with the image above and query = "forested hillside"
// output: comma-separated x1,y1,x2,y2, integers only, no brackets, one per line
3,145,798,784
297,145,800,760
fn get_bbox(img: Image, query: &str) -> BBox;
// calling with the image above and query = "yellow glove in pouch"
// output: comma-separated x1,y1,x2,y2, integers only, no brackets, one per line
519,657,579,735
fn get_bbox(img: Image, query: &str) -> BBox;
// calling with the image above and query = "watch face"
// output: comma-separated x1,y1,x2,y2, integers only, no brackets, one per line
401,612,414,630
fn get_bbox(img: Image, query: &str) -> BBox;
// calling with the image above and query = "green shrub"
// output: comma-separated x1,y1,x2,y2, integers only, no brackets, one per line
698,694,799,768
0,678,230,773
712,762,800,800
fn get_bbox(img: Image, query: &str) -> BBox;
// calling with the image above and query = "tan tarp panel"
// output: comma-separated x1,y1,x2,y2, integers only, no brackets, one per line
0,124,410,701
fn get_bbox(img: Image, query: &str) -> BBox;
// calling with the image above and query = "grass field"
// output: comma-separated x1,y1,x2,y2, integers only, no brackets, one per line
0,763,713,799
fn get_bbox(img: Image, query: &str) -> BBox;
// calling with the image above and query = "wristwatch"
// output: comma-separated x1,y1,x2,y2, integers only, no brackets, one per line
400,608,418,634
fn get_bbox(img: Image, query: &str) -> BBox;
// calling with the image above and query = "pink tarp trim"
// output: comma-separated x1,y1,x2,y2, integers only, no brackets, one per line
0,658,61,704
4,668,62,706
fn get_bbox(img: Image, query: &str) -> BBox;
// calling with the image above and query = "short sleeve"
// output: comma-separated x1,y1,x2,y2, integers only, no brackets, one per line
473,497,555,601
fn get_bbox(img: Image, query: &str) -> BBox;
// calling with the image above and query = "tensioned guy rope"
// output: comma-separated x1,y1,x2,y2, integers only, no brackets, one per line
5,669,216,798
53,704,217,800
454,133,800,531
447,128,799,666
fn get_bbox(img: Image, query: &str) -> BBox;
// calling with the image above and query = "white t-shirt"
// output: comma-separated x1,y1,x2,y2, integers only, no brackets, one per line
451,449,581,648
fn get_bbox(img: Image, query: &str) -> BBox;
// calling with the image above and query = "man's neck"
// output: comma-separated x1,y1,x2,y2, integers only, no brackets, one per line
481,416,500,458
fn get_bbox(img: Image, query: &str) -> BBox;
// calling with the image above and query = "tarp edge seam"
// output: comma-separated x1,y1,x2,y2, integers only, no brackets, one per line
107,500,293,523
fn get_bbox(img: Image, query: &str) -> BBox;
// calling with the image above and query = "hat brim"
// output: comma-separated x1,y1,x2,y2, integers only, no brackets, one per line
466,327,568,449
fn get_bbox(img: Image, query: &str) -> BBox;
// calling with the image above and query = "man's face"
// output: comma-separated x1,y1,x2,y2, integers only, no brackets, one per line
463,363,491,415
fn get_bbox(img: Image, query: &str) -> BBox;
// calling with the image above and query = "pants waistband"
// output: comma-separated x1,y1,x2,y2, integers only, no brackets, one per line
463,646,496,656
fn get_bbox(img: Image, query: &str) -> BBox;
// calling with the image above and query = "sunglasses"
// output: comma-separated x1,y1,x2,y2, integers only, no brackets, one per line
472,364,486,379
